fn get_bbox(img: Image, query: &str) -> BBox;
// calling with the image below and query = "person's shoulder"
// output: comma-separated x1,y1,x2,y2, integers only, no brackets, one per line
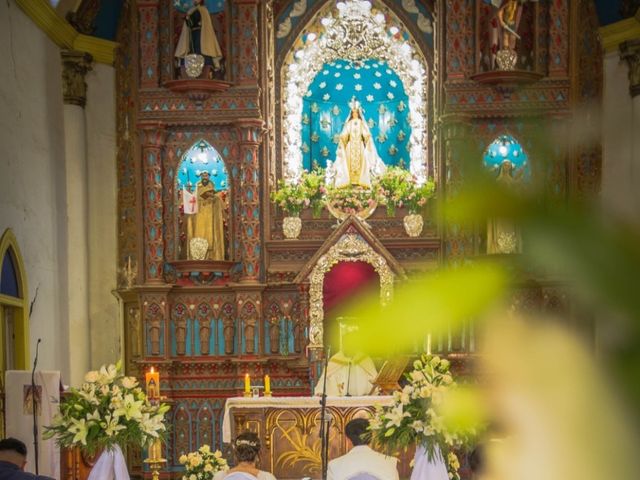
368,448,398,464
258,471,277,480
213,470,227,480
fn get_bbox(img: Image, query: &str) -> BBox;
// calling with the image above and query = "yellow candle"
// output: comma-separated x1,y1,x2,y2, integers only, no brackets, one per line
244,373,251,393
145,367,160,399
264,375,271,395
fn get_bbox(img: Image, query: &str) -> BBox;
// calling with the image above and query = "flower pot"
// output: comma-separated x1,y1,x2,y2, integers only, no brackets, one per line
282,216,302,239
403,213,424,237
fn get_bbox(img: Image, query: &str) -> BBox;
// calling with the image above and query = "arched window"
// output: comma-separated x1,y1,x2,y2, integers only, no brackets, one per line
0,229,30,436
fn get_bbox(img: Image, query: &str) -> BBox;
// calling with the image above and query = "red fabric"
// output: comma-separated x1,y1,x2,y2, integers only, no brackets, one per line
323,261,378,315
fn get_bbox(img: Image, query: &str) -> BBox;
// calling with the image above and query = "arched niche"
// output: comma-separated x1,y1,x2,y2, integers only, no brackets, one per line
483,134,531,180
482,134,530,255
0,229,29,371
174,139,230,261
278,0,434,185
308,233,394,348
302,59,413,170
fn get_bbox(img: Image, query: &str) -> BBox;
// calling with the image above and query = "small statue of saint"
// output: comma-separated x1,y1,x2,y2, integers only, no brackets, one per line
332,98,385,188
175,0,223,72
184,171,225,260
497,0,522,52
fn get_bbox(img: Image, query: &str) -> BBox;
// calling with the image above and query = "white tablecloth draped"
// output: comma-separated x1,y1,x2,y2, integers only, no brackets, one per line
222,395,394,443
410,445,449,480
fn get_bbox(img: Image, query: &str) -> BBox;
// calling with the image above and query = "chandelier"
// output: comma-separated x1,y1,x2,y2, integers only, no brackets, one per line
321,1,387,63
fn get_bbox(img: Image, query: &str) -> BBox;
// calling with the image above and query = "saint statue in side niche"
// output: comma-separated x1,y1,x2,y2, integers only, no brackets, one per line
487,159,524,255
175,0,223,73
332,98,386,188
497,0,522,52
184,171,225,260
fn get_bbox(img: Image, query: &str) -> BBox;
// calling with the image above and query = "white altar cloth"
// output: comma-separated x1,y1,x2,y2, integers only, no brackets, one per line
222,396,393,443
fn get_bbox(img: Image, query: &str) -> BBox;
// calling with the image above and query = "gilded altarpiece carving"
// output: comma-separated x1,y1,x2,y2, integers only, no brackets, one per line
112,0,601,477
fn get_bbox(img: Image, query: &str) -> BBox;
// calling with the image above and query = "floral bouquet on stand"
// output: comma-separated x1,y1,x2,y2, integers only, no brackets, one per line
369,355,475,480
44,361,169,480
325,185,380,220
375,167,436,216
300,168,326,217
270,180,307,216
179,444,229,480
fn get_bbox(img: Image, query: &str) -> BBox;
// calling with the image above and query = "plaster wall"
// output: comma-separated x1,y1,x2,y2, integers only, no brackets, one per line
85,64,120,368
601,50,640,225
0,0,120,385
0,0,70,378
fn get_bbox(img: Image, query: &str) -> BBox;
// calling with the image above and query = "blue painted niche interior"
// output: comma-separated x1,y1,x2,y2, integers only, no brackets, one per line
301,59,412,171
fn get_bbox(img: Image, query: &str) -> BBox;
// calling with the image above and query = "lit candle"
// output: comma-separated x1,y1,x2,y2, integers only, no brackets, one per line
426,334,432,355
145,367,160,399
264,375,271,395
244,373,251,394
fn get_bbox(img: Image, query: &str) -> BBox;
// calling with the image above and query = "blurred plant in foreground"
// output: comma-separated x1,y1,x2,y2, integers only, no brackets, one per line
334,114,640,478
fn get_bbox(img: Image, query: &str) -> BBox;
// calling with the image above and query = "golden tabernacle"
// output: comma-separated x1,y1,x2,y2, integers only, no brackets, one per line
223,396,414,479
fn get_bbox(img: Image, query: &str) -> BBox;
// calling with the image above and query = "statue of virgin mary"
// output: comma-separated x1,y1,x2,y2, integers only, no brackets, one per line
332,99,385,188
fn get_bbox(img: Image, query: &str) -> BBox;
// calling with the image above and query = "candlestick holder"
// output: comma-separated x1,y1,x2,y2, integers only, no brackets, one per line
145,438,166,480
264,391,272,397
144,457,166,480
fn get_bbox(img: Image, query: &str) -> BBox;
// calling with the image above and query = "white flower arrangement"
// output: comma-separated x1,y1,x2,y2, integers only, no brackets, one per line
179,445,229,480
369,354,473,480
44,361,169,455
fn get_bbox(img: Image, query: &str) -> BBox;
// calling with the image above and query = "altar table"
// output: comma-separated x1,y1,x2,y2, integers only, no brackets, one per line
223,396,413,479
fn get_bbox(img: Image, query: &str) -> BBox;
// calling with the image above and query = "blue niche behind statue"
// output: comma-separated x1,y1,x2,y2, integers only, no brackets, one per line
301,59,412,171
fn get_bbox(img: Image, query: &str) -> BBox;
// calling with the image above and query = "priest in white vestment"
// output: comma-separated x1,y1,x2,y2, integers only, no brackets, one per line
327,418,399,480
332,99,386,189
314,350,378,397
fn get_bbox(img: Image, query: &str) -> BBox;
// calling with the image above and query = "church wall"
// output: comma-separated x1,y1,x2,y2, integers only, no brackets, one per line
85,64,120,368
601,50,639,224
0,0,70,377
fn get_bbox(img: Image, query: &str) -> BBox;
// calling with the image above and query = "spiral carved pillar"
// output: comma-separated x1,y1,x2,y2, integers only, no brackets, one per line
139,122,167,284
440,114,477,265
236,120,265,283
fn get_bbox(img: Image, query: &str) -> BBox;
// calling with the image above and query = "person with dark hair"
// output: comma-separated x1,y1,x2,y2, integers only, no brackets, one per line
327,418,399,480
0,438,54,480
213,432,276,480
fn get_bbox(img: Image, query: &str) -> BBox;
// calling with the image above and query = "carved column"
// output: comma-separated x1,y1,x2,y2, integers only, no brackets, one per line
620,40,640,213
139,122,167,284
138,0,161,88
61,50,93,386
236,120,265,283
440,114,478,265
621,40,640,98
232,0,260,85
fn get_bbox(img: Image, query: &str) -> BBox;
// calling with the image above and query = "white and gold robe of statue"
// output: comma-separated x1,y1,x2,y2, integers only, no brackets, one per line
333,116,385,188
188,181,225,260
174,5,223,60
314,351,378,397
